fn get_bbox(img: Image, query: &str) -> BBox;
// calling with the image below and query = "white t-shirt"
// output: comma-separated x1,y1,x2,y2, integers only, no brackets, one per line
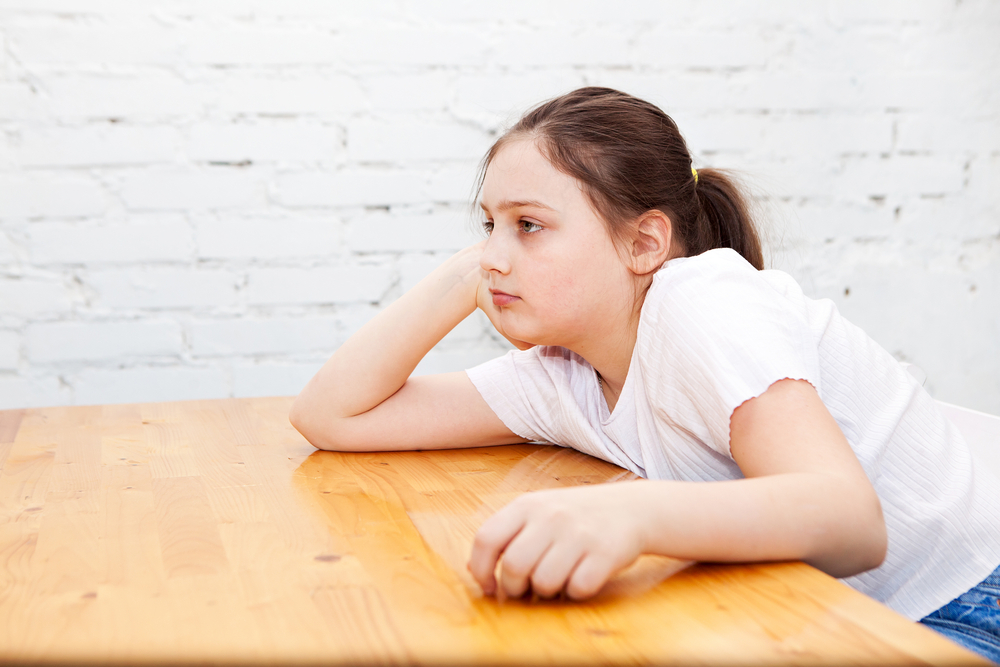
466,248,1000,621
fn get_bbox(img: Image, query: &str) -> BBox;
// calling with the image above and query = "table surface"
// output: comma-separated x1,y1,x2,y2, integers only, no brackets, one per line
0,396,984,665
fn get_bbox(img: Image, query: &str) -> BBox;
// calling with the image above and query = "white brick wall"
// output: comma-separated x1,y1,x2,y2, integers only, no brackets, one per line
0,0,997,415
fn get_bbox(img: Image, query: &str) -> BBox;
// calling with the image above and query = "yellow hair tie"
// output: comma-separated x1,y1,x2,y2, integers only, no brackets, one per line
691,166,698,184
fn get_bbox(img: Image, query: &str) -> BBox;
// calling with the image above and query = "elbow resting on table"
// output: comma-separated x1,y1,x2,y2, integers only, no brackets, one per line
288,394,354,452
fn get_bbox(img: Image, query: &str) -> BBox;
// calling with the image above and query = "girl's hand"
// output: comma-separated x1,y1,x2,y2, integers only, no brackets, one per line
467,483,646,600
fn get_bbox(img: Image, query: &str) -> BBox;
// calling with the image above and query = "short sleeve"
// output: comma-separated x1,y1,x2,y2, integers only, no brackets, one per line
640,249,821,459
466,346,597,447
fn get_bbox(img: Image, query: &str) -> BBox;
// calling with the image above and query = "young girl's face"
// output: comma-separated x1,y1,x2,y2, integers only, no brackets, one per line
479,138,637,350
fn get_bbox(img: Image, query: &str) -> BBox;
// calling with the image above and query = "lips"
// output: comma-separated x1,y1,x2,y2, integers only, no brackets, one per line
489,289,520,307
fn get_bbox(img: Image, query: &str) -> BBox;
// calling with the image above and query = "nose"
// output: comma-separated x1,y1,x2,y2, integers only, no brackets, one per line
479,230,511,275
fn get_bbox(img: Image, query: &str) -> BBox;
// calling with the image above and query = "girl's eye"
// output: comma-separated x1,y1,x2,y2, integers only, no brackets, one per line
482,220,494,235
519,220,542,233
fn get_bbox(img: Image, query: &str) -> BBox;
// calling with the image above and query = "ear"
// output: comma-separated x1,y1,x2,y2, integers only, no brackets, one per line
626,210,675,275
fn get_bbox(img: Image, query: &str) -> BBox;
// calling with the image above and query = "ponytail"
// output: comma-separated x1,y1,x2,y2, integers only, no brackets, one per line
691,168,764,270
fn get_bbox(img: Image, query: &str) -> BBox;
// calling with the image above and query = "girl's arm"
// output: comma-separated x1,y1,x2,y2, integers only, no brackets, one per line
289,241,528,452
467,379,887,599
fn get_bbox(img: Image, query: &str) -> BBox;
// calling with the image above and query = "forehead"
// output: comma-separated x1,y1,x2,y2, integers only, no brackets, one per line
480,138,585,209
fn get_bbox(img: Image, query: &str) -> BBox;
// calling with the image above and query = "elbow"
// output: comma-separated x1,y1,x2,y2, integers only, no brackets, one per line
288,394,364,452
808,484,887,578
861,494,889,572
840,497,889,577
289,394,334,451
851,485,888,574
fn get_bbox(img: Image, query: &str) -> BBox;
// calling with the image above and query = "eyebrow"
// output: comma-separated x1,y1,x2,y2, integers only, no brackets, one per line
479,199,556,214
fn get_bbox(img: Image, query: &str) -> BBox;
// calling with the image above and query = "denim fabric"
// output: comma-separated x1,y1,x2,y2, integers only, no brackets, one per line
920,563,1000,664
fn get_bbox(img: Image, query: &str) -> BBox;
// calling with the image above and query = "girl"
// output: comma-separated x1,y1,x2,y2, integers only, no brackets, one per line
290,87,1000,662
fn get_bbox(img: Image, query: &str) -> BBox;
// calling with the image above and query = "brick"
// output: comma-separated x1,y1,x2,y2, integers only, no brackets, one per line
0,374,69,410
274,169,427,208
73,365,229,406
761,115,894,155
0,330,19,370
747,156,838,199
410,0,683,22
827,0,952,24
202,0,397,18
896,197,999,240
17,125,177,167
0,0,144,12
190,316,337,356
0,174,106,218
27,320,182,363
28,216,194,264
896,115,1000,153
789,200,895,240
427,165,480,203
339,27,487,66
88,267,240,309
633,28,772,70
43,74,204,118
835,156,966,197
679,114,766,154
0,276,74,316
367,72,451,113
966,154,1000,208
857,72,984,112
216,74,365,115
683,0,816,25
0,82,45,120
5,23,180,65
245,265,392,305
490,26,631,68
453,72,586,121
730,72,865,112
185,27,340,65
0,132,12,170
120,168,263,211
348,211,480,253
231,361,324,399
185,122,343,164
348,119,490,162
194,214,340,260
0,232,19,263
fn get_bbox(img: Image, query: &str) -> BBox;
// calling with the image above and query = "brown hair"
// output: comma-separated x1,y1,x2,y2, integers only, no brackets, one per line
477,87,764,270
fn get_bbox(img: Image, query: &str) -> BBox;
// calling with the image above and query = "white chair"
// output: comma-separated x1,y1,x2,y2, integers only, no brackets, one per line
937,401,1000,479
900,362,1000,477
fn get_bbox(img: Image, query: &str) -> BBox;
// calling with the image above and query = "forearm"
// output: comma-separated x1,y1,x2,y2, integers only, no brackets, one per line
290,245,482,435
623,473,886,578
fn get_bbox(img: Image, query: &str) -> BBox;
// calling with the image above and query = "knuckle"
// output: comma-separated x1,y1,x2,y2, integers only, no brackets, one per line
471,531,495,552
502,556,531,580
567,563,606,600
530,570,566,599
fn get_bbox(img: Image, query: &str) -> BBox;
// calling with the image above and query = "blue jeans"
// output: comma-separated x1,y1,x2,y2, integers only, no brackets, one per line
920,563,1000,664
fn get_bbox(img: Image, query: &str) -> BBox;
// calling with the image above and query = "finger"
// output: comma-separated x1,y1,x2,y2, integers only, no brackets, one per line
527,539,586,599
566,553,618,600
498,521,557,599
468,502,530,595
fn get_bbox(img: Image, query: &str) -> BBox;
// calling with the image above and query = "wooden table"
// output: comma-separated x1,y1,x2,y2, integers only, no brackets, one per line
0,397,984,665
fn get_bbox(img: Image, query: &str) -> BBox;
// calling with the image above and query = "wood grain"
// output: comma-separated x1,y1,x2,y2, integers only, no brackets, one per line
0,396,986,665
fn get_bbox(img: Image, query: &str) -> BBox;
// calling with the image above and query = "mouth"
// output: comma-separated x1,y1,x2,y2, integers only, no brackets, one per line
489,289,520,307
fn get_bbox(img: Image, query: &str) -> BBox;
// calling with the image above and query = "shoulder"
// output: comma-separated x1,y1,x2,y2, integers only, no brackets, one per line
642,249,796,329
636,249,818,378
